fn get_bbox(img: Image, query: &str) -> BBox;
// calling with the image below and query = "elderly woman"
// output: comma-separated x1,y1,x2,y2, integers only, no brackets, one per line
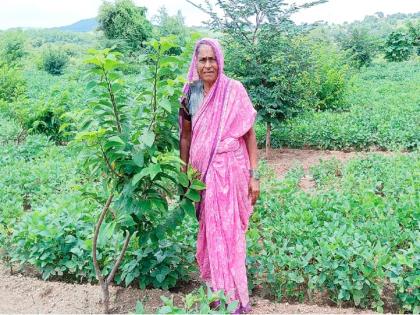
179,38,259,314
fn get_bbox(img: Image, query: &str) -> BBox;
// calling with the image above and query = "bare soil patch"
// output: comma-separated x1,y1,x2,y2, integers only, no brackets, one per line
261,148,398,192
0,266,373,314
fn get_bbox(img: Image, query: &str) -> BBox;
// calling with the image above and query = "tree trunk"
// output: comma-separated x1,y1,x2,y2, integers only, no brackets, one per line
101,283,110,314
265,121,271,158
92,194,133,314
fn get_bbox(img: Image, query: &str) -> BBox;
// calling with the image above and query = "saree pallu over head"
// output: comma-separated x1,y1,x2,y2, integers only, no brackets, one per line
180,38,257,311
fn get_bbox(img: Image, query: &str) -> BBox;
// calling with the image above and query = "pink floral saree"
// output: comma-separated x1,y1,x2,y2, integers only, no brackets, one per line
180,38,257,311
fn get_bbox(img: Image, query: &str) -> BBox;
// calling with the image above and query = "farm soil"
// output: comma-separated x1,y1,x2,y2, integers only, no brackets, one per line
0,148,389,314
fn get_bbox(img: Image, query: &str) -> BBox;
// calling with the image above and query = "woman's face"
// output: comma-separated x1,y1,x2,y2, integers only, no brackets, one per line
196,44,218,85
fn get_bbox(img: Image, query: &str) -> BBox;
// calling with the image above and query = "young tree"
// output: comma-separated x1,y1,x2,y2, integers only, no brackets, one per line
68,37,204,313
407,21,420,55
340,28,375,68
186,0,326,155
97,0,152,51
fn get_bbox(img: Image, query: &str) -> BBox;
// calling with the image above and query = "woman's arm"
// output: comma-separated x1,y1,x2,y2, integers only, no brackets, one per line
180,116,192,173
244,126,258,170
243,126,260,205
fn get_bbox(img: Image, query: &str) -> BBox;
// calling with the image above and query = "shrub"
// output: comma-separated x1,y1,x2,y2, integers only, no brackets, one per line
384,30,413,62
0,64,26,102
310,43,351,111
341,28,375,68
97,0,152,51
135,286,239,314
42,47,68,75
0,30,27,66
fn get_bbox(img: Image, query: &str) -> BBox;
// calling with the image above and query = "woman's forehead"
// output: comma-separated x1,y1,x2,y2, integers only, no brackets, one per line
197,44,216,57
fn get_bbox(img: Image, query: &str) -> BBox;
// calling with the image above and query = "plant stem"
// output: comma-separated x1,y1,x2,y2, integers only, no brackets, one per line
148,45,161,132
102,67,122,133
92,194,114,313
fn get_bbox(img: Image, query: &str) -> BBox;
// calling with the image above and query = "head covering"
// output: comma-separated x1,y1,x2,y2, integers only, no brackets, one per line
182,38,225,97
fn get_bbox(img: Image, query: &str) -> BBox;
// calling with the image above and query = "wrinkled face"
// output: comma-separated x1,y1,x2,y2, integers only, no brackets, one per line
196,44,218,84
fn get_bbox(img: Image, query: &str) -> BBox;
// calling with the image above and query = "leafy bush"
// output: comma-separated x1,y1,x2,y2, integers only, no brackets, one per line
384,30,413,62
0,112,23,144
340,28,375,68
248,153,419,312
97,0,152,51
117,219,197,290
1,130,197,288
0,30,27,66
0,134,78,232
10,193,99,281
0,64,26,102
309,43,351,111
42,47,69,75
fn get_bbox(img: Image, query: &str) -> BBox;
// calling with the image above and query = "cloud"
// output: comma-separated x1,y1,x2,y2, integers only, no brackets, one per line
0,0,418,30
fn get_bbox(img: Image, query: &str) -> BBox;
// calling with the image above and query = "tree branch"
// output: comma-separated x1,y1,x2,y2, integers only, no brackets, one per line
99,144,123,179
92,194,114,287
216,0,253,46
102,67,122,133
106,230,132,285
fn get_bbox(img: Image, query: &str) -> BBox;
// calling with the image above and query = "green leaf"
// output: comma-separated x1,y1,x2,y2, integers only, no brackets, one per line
107,135,125,146
133,150,144,167
104,58,119,71
178,172,189,188
132,168,149,186
149,164,162,180
185,189,200,202
139,130,155,147
160,99,172,113
227,300,239,313
180,199,196,218
86,80,98,90
135,301,145,314
190,179,206,191
125,272,136,286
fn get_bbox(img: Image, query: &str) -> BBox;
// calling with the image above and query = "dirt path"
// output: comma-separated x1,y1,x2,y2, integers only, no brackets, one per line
262,148,397,191
0,266,373,314
0,148,386,314
262,148,395,178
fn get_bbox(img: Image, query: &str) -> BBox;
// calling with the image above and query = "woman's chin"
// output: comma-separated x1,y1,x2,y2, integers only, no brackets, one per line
203,76,217,84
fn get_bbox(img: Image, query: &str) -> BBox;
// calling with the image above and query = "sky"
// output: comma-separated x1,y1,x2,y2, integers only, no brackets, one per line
0,0,419,30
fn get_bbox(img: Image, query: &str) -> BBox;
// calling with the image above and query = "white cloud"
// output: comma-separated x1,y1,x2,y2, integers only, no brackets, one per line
0,0,419,30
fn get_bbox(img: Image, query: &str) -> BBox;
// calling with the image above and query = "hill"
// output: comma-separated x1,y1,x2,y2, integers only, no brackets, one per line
56,18,97,32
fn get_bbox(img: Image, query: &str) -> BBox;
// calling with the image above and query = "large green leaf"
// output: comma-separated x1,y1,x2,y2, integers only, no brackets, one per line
133,150,144,167
185,189,200,202
178,172,189,188
132,168,149,186
180,199,196,218
149,164,162,180
139,130,155,147
190,179,206,191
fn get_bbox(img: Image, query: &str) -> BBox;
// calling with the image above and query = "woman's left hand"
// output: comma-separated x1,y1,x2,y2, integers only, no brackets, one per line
248,177,260,206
